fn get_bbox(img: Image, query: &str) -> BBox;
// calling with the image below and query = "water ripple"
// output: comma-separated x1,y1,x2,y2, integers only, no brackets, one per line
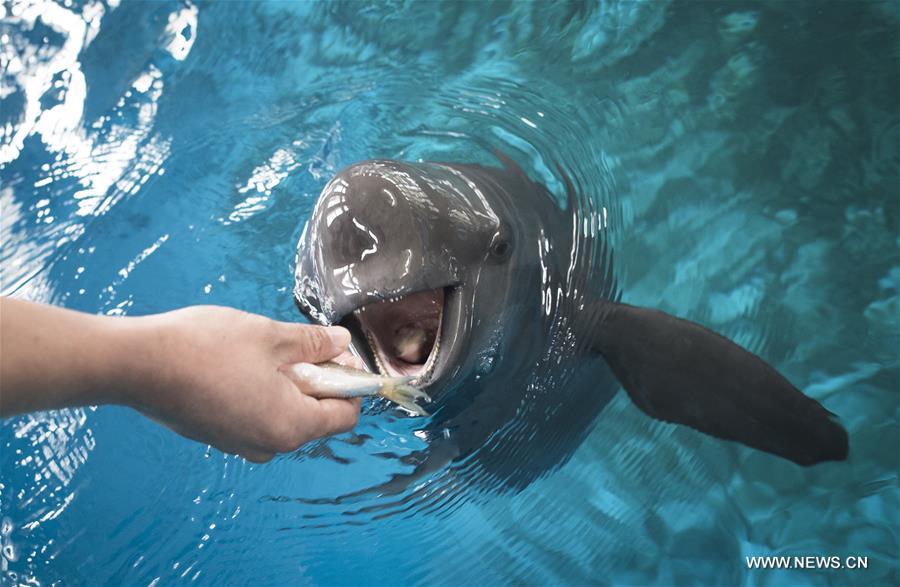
2,1,898,585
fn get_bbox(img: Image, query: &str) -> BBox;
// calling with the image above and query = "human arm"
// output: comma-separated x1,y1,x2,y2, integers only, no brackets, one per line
0,298,360,462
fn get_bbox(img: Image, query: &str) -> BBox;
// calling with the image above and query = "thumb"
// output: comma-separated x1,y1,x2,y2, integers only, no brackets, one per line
276,323,351,364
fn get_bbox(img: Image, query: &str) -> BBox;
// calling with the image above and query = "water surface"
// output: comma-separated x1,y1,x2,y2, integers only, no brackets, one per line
1,1,898,585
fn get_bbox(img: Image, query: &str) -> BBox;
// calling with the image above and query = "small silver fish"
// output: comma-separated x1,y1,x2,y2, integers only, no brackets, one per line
287,361,432,416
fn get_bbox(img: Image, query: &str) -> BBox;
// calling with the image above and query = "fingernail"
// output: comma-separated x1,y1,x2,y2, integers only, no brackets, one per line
326,326,351,347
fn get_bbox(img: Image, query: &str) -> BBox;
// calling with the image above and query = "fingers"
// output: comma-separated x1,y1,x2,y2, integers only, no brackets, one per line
255,379,361,456
291,380,333,399
331,350,365,370
289,386,361,439
274,322,351,364
308,397,361,439
238,397,360,460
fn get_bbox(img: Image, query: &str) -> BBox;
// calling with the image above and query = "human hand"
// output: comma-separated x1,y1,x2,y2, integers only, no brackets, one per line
119,306,361,462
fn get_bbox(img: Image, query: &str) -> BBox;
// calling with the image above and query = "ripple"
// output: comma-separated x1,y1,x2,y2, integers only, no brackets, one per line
2,1,898,585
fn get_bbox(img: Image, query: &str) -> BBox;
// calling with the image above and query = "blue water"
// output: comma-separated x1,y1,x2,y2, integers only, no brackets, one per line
2,1,898,585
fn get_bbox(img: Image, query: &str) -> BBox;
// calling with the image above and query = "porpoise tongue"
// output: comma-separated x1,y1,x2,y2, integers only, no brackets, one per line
394,326,433,363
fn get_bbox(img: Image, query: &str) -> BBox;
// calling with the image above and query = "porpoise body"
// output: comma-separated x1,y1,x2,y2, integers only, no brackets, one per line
294,157,848,491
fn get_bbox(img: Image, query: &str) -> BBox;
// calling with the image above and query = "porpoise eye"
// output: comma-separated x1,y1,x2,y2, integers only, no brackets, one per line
489,232,513,262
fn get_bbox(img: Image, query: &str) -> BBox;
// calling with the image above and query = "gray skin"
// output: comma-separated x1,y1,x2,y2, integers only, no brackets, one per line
294,157,848,493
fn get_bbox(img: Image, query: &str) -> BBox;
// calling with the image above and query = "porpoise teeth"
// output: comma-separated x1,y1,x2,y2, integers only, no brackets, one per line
366,328,389,376
413,323,441,386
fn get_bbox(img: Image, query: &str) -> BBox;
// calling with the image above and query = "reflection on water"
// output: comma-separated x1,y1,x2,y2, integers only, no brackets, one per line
1,408,94,585
1,1,898,585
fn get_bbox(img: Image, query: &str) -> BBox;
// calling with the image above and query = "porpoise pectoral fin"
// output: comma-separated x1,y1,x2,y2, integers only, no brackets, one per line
584,302,848,466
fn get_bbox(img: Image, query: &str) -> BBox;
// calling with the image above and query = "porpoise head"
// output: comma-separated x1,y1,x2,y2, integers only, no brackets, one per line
294,159,543,404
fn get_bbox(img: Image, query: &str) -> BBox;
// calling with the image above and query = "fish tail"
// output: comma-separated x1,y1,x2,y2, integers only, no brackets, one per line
380,382,432,416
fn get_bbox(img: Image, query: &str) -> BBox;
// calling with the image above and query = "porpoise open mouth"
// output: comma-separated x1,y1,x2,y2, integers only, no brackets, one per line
350,287,445,383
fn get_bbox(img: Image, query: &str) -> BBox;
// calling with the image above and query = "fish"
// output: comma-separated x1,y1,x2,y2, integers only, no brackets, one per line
287,361,432,416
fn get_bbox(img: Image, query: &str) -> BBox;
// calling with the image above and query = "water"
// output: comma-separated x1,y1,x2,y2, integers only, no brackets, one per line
1,1,898,585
